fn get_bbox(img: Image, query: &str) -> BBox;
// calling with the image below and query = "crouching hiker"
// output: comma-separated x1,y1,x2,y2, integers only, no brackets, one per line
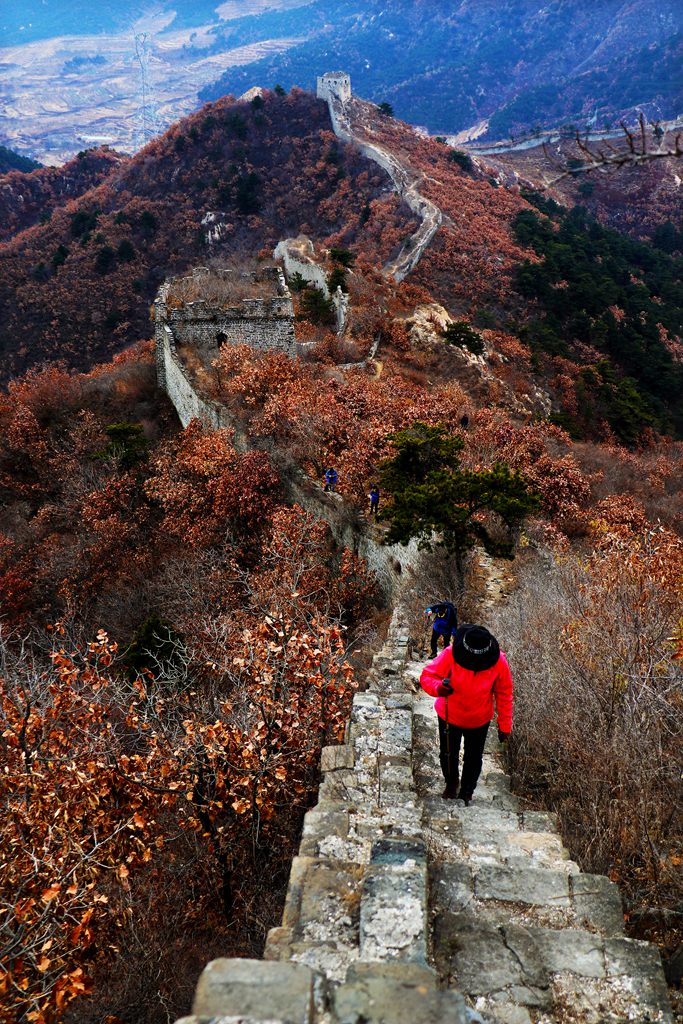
420,624,513,804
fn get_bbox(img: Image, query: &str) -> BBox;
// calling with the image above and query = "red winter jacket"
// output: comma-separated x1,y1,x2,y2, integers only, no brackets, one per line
420,646,513,732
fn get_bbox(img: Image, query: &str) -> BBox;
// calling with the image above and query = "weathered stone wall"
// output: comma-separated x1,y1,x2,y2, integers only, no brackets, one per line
155,323,417,599
156,326,228,430
318,76,442,283
155,265,296,360
273,236,349,335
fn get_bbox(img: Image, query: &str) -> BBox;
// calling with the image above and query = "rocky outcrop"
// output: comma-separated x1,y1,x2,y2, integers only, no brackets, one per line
177,613,673,1024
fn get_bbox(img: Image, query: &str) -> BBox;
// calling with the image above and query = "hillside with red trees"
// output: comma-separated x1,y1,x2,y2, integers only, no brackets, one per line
0,148,124,243
1,84,682,1024
0,89,417,384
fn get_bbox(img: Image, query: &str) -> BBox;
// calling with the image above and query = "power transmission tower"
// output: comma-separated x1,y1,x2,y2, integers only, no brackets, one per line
133,33,160,150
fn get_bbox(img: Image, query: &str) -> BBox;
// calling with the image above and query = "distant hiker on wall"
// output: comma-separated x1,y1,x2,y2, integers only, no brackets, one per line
324,467,338,492
420,624,513,803
425,601,458,658
369,485,380,517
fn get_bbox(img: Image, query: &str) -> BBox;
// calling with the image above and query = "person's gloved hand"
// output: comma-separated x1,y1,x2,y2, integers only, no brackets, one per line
497,729,510,743
436,681,453,697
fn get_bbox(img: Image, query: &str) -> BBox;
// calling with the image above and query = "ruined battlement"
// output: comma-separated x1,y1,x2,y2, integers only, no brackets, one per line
316,71,351,105
154,265,296,393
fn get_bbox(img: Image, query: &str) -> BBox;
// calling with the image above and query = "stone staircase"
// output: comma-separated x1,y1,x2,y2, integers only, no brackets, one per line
177,614,673,1024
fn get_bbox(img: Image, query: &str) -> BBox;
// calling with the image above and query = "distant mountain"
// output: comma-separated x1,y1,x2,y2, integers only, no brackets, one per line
0,89,409,381
200,0,683,140
0,145,41,174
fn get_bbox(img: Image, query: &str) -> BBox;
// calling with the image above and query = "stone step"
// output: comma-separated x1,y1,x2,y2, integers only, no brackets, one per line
431,862,625,937
333,962,471,1024
433,916,673,1023
423,806,579,873
359,838,430,967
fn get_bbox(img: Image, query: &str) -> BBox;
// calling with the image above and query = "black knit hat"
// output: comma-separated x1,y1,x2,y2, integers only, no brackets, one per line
452,625,500,671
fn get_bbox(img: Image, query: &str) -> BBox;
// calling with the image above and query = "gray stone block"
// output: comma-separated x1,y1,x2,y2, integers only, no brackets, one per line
604,937,673,1015
321,745,355,772
192,959,318,1023
383,696,414,710
481,1007,532,1024
571,874,625,936
345,961,436,986
521,811,559,833
264,925,294,961
434,915,547,1001
371,837,426,865
431,863,474,914
335,962,468,1024
360,858,428,963
379,762,414,793
282,857,317,930
378,711,412,756
527,926,606,978
474,865,570,907
297,861,362,939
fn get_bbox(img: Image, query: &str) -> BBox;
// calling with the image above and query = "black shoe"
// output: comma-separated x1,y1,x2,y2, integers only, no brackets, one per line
459,792,472,806
442,784,459,799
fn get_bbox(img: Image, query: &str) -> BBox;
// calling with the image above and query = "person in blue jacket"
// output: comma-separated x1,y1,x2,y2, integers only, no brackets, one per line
426,601,458,658
324,467,338,492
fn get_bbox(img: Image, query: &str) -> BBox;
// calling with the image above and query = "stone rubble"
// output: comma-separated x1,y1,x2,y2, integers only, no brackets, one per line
178,611,673,1024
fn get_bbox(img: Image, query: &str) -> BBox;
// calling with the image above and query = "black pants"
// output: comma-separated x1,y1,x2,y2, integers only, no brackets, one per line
430,629,450,658
437,718,490,798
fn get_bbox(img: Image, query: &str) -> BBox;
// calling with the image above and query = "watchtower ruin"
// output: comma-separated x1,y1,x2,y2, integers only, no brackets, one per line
316,71,351,105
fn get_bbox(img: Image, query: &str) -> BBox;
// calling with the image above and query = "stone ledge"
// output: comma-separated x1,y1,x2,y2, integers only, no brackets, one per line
192,959,321,1024
321,745,355,772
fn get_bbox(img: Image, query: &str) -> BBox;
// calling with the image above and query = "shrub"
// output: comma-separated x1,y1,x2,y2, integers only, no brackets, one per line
492,540,682,963
299,286,335,326
443,321,485,355
95,245,116,276
449,149,473,172
117,239,136,263
327,266,348,293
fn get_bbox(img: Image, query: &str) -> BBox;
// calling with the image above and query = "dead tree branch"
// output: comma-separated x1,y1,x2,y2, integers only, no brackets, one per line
543,113,683,187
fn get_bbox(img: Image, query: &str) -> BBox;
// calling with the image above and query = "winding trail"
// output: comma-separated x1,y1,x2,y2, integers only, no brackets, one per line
323,90,442,282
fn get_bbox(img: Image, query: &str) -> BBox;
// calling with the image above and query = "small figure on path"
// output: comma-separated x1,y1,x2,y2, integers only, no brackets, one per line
459,413,469,430
425,601,458,658
420,624,513,803
324,467,338,492
369,484,380,517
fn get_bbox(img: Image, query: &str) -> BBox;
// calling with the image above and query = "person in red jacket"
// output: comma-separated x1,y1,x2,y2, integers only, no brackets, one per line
420,623,513,804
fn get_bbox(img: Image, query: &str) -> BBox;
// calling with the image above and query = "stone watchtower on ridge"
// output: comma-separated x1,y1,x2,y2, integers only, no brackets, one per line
316,71,351,104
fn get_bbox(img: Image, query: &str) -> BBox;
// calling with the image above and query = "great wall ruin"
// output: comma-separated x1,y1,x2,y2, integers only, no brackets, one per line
316,72,443,282
176,613,673,1024
155,75,674,1024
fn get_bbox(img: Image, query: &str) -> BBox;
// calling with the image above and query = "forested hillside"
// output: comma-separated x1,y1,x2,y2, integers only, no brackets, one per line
0,90,414,382
200,0,682,138
1,80,681,1024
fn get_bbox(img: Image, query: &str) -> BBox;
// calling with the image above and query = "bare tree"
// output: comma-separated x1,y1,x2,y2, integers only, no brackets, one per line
544,113,683,185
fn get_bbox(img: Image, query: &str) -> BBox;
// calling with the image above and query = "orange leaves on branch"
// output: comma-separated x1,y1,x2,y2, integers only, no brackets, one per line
145,419,280,545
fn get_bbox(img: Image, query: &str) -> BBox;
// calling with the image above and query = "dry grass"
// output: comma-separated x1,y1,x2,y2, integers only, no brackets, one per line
167,261,279,307
490,548,683,979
